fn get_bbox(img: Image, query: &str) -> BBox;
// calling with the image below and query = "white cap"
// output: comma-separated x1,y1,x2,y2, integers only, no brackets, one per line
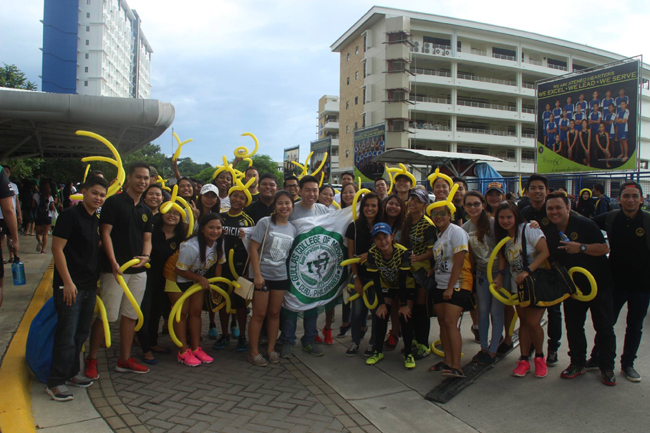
201,184,219,195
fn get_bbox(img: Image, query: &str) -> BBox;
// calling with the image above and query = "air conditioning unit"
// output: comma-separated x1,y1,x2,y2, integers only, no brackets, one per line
435,48,441,55
423,43,430,48
423,48,429,53
444,49,451,56
413,41,420,46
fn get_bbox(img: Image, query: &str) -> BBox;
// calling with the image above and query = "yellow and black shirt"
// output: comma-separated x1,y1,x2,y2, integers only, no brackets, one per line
366,243,415,305
407,215,437,272
220,211,255,278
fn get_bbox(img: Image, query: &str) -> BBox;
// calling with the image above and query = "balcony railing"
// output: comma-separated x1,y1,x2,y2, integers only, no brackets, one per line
547,63,568,71
457,100,517,112
492,53,516,61
457,127,516,136
409,121,451,131
522,133,535,138
457,73,516,86
522,82,535,89
521,107,535,114
410,95,450,104
411,67,451,77
527,59,543,66
470,48,487,56
432,44,451,50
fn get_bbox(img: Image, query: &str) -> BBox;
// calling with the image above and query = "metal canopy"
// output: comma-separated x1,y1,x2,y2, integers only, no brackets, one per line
373,148,505,176
0,88,175,160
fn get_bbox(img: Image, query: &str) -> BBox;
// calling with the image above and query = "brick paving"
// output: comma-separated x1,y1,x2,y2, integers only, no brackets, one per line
88,321,378,433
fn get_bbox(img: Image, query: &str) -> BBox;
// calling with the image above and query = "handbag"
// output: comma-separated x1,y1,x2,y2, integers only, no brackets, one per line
517,225,577,308
234,219,270,301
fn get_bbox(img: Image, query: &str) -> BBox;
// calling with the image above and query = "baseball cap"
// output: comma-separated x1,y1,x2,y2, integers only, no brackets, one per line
486,182,505,195
409,189,429,203
394,173,412,183
201,184,219,195
372,222,392,237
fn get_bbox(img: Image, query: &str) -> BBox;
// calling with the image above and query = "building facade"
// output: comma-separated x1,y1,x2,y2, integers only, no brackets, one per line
331,7,650,178
313,95,340,182
41,0,152,99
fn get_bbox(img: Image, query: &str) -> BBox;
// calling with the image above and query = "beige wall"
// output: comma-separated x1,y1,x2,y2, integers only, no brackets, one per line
339,34,365,170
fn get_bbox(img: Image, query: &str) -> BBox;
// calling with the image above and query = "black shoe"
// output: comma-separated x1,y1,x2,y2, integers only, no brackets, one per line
496,341,513,356
346,343,359,357
337,325,351,338
561,364,586,379
601,370,617,386
621,366,641,382
471,326,480,343
546,351,558,367
45,385,74,402
473,351,495,366
585,357,599,371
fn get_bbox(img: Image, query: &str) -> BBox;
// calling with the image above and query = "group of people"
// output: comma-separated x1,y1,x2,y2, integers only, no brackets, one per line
42,159,649,403
542,89,632,168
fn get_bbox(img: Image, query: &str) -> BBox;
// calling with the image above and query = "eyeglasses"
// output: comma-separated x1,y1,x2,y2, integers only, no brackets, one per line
464,202,482,208
285,184,299,189
430,210,448,217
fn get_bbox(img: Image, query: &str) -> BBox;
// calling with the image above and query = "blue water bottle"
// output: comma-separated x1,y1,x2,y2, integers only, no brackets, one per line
558,231,571,243
12,257,26,286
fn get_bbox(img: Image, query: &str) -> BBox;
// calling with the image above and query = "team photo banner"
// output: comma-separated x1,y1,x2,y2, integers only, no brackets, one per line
536,60,640,174
353,125,385,182
310,137,331,184
283,145,300,176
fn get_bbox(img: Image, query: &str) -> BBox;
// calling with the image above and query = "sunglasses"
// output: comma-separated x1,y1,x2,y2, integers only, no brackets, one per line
464,202,482,208
430,210,449,218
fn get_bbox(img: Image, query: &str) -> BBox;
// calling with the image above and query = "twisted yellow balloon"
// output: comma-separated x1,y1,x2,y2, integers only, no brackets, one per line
228,176,255,207
358,176,362,190
387,163,416,194
172,132,193,161
426,184,459,217
83,164,91,183
234,132,259,159
347,281,378,309
569,267,598,302
94,296,110,348
519,175,525,196
156,175,171,192
76,130,125,198
487,236,520,306
427,167,453,189
311,152,328,177
290,151,313,179
352,188,371,221
579,188,592,199
160,184,194,238
116,259,151,331
228,249,243,287
431,339,464,358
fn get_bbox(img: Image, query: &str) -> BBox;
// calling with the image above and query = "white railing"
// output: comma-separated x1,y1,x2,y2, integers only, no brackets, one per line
410,95,450,104
522,82,535,89
457,73,516,86
548,63,568,71
492,53,516,61
457,127,516,136
522,108,535,114
457,100,517,112
410,122,451,131
522,133,535,138
411,68,452,77
470,48,487,56
527,59,543,66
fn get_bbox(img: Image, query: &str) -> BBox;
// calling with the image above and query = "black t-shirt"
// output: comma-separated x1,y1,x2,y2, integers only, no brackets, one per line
149,214,184,276
53,204,100,289
517,196,531,212
594,211,650,291
546,214,610,292
346,221,374,280
99,192,153,274
245,199,274,224
520,204,554,235
451,204,466,226
0,168,12,200
221,211,255,274
251,192,260,202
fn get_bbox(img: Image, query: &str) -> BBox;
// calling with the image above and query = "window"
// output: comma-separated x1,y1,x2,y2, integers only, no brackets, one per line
86,12,90,18
355,46,359,55
346,101,349,109
346,125,349,133
346,77,350,85
363,34,367,52
86,26,90,32
362,88,366,103
84,67,88,72
362,114,366,128
84,81,88,86
355,96,358,105
85,40,89,46
347,53,350,61
355,71,358,80
85,53,89,59
354,122,358,130
363,62,367,78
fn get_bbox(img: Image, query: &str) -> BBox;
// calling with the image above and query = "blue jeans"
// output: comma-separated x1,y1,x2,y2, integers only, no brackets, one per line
351,283,376,346
476,270,504,353
280,308,318,347
47,288,96,387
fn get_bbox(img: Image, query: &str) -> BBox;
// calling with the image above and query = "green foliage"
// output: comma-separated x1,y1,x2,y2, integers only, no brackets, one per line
123,144,172,178
177,157,213,179
232,154,282,184
1,64,37,90
0,158,42,179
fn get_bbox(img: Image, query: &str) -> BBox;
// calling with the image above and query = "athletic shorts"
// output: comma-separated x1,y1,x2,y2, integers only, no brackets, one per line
432,287,471,309
383,288,416,303
100,272,147,322
254,279,289,292
35,217,52,226
618,132,628,140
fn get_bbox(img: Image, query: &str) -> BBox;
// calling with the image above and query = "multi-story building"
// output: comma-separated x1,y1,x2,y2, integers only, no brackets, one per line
312,95,340,182
331,6,650,178
41,0,153,99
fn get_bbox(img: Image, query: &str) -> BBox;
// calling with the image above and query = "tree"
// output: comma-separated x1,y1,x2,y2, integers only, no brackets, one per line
123,143,173,179
1,64,37,90
233,154,282,185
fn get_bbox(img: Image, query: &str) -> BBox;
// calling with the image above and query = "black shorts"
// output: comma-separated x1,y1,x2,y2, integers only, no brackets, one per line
383,288,416,303
432,288,471,309
177,281,196,293
35,217,52,226
254,279,289,292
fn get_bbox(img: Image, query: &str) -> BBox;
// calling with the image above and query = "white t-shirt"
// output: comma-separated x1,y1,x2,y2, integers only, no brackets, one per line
175,236,226,283
433,223,469,289
504,223,545,293
0,182,18,219
32,193,54,218
220,195,231,213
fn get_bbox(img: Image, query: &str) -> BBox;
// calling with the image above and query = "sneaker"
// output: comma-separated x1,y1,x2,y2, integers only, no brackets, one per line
546,351,559,367
366,352,384,365
496,341,513,356
336,324,351,338
66,375,94,388
412,343,430,360
585,357,599,371
213,335,230,350
364,344,375,357
561,364,586,379
231,324,240,338
302,344,324,357
323,327,334,345
177,350,201,367
513,360,531,377
621,366,641,382
473,351,495,366
601,370,617,386
208,327,219,340
280,344,293,359
45,385,74,402
534,357,547,378
192,347,214,364
268,351,280,364
314,335,323,344
116,358,150,374
84,358,99,380
249,353,268,367
471,326,480,343
404,354,416,369
345,343,359,357
385,334,399,351
236,336,248,352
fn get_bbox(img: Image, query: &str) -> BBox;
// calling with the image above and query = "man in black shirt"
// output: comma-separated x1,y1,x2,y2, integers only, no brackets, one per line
0,166,19,308
545,192,616,386
245,173,277,223
86,162,153,378
46,176,109,401
520,174,562,366
244,166,260,202
589,181,650,382
451,177,467,226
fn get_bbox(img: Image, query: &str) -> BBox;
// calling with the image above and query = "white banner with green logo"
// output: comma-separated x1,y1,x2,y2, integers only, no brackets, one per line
283,207,353,312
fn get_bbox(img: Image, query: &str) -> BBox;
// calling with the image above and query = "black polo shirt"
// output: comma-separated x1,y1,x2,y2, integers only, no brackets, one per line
521,204,554,235
250,191,260,202
546,214,610,293
53,203,100,289
245,199,274,224
594,211,650,292
451,204,466,226
99,192,153,274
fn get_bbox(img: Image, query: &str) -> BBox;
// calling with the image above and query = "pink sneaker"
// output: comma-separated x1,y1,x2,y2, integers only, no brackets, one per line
513,360,531,377
534,356,548,378
192,347,214,364
177,349,201,367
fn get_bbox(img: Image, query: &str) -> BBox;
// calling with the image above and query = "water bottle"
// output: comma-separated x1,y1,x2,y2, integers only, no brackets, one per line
558,231,571,243
12,257,26,286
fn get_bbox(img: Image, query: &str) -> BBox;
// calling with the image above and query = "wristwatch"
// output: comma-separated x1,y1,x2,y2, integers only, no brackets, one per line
580,244,587,253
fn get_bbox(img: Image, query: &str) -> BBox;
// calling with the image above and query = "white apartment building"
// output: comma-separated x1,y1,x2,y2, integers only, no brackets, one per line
331,6,650,178
313,95,340,181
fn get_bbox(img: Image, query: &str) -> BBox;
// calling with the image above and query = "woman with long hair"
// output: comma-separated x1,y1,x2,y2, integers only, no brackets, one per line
567,120,578,162
248,191,297,366
493,201,550,378
143,184,164,216
340,183,358,208
432,177,450,202
33,181,55,254
344,193,383,356
167,213,225,367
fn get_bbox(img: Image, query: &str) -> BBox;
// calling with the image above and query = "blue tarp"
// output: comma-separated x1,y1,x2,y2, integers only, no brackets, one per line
475,163,503,194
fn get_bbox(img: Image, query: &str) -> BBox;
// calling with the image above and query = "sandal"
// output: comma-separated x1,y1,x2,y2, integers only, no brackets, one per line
428,362,450,372
441,368,465,378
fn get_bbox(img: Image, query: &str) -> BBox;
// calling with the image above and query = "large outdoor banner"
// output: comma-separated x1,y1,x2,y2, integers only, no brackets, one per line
354,125,385,182
283,145,300,177
536,60,640,173
310,137,331,184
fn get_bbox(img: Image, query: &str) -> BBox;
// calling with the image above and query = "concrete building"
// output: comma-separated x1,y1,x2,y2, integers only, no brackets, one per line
41,0,153,99
331,6,650,178
312,95,340,182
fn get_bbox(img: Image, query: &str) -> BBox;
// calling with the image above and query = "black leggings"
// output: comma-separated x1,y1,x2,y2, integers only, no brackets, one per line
374,304,414,357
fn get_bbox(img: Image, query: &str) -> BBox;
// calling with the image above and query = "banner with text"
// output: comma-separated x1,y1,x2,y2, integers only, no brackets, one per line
310,137,331,185
283,146,300,177
353,125,386,182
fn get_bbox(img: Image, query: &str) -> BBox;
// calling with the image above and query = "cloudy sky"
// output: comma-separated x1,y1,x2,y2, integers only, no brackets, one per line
1,0,648,167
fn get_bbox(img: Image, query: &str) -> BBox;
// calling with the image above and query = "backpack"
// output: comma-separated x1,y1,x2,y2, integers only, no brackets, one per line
26,297,57,383
605,210,650,252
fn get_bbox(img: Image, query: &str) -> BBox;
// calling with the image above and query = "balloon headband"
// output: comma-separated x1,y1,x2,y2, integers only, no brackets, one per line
171,131,193,161
387,163,416,194
290,150,328,180
160,184,194,238
156,175,171,192
426,184,459,217
427,167,453,189
228,177,255,207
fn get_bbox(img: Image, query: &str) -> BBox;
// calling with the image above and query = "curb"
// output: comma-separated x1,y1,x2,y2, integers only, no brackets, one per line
0,262,53,433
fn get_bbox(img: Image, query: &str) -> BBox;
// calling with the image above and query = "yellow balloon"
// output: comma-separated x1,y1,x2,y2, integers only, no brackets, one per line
428,167,453,189
569,267,598,302
486,236,520,306
76,130,125,198
175,196,195,238
387,164,416,194
340,257,361,267
509,311,518,337
94,296,111,348
228,176,255,207
234,132,259,159
351,188,371,221
431,339,465,358
116,259,151,331
171,132,193,161
83,164,91,183
347,281,378,309
426,184,459,217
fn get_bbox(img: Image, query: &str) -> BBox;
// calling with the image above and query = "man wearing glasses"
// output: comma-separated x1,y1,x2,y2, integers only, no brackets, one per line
284,176,300,202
